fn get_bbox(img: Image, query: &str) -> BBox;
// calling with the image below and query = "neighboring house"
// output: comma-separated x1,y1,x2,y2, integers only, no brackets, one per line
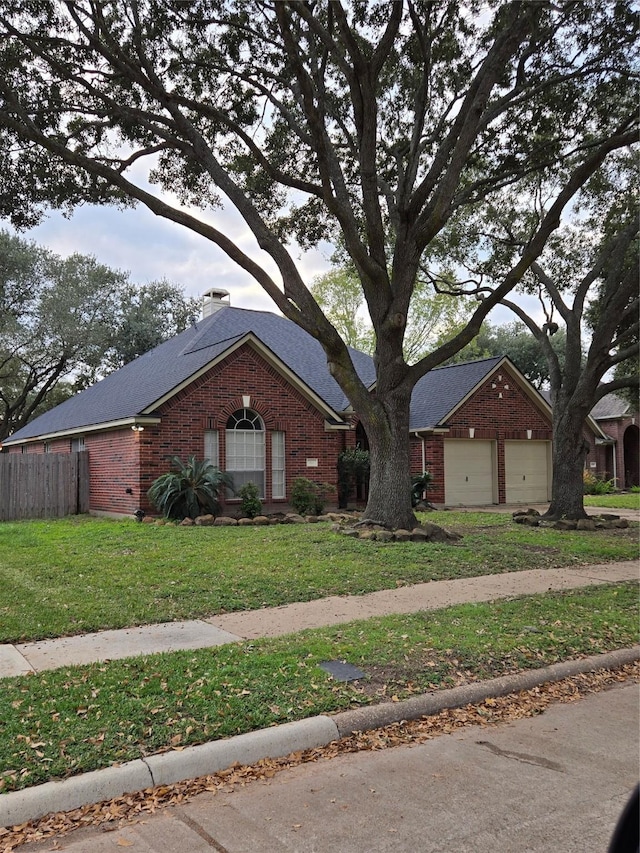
3,289,570,514
585,393,639,489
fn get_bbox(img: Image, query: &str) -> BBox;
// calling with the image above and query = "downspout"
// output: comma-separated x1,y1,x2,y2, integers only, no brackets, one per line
612,441,617,488
414,432,425,472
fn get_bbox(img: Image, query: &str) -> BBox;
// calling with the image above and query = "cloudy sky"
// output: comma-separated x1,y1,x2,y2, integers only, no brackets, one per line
5,191,533,327
12,199,333,315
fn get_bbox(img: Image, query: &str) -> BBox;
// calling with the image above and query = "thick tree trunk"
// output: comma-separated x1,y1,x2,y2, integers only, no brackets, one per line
543,407,589,520
360,390,417,530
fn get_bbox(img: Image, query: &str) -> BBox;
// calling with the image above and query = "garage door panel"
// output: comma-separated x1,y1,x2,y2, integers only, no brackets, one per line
444,440,495,506
505,441,550,503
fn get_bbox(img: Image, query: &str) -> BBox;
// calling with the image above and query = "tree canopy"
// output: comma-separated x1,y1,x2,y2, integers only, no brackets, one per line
443,320,569,389
0,1,636,526
436,144,638,516
311,266,469,362
0,230,198,440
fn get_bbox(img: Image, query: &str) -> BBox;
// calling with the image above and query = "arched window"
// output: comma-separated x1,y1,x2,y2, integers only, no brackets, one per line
225,408,265,496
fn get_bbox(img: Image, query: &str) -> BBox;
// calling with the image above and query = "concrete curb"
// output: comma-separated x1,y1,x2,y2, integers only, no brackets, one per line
331,645,640,737
1,647,638,829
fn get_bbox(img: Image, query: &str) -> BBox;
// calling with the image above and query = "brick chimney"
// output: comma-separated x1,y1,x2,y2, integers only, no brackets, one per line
202,288,230,317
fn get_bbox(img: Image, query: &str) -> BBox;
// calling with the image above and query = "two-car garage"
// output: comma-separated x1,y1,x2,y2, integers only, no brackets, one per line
443,439,551,506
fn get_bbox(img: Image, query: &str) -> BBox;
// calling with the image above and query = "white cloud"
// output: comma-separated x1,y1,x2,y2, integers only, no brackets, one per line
4,198,545,330
5,200,336,316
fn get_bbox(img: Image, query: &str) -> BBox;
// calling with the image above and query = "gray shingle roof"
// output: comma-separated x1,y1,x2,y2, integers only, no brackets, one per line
3,307,519,444
590,393,635,420
409,356,504,430
4,307,376,442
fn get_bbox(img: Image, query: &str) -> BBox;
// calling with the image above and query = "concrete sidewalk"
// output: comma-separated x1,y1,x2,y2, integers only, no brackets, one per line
0,558,637,831
1,560,638,678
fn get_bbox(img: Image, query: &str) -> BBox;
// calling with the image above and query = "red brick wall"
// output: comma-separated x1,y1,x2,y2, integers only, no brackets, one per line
5,357,557,513
132,344,345,515
410,364,552,504
586,414,640,487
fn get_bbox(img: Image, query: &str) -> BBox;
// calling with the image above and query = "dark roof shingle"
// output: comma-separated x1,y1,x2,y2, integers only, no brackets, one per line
4,307,524,443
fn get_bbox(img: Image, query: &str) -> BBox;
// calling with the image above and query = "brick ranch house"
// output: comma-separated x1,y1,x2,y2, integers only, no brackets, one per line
585,393,639,489
2,289,607,516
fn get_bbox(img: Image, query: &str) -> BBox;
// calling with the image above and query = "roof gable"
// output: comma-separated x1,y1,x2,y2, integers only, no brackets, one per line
409,356,505,430
409,356,553,431
4,304,553,445
3,306,376,443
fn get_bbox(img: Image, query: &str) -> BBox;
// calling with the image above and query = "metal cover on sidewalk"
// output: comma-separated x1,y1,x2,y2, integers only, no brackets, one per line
318,660,366,682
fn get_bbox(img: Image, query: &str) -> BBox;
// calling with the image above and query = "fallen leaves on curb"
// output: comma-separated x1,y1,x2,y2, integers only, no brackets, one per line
2,662,638,852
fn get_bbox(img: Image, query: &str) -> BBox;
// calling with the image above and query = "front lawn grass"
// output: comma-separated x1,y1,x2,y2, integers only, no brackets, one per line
1,583,636,793
0,513,637,643
584,493,640,510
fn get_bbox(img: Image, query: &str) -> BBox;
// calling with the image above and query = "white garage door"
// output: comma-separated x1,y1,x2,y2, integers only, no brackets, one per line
444,440,496,506
505,441,551,503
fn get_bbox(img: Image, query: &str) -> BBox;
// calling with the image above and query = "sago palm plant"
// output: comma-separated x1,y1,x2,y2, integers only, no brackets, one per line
147,456,233,520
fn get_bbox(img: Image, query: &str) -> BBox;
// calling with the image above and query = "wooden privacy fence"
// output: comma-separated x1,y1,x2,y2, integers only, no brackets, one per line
0,452,89,521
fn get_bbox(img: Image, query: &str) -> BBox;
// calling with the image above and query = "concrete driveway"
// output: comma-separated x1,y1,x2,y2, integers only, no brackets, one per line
19,681,639,853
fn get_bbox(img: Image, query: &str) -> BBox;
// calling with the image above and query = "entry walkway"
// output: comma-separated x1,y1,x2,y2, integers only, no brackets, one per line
2,559,637,678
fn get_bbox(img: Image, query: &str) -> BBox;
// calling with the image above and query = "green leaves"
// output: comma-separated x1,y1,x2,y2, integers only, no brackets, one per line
147,456,233,520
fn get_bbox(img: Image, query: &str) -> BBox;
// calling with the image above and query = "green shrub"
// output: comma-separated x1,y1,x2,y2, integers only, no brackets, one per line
337,446,370,507
411,471,434,507
237,481,263,518
631,485,640,494
582,469,615,495
148,456,233,520
290,477,334,515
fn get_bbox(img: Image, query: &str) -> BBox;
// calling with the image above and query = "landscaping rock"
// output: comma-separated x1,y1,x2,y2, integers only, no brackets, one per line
614,518,629,528
599,513,621,520
237,517,255,525
213,516,238,526
253,516,270,525
284,513,306,524
342,527,360,538
512,508,541,518
305,516,320,523
375,530,394,542
194,514,215,526
514,515,540,527
180,518,194,526
576,518,596,531
553,519,577,530
358,530,377,540
411,528,430,542
418,522,462,542
393,529,413,542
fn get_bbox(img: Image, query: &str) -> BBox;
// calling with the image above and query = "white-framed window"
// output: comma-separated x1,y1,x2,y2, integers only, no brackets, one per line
204,429,219,467
71,436,85,451
272,431,285,499
225,409,265,497
43,441,51,453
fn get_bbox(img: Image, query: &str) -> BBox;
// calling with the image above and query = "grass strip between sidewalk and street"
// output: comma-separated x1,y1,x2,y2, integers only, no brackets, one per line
1,512,637,643
1,582,637,794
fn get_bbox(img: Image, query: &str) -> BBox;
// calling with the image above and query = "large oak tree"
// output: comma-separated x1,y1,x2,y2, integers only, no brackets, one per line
434,153,638,519
0,1,636,527
0,230,198,440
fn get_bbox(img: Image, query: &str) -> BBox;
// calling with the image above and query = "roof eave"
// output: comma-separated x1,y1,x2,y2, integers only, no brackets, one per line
2,417,162,446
